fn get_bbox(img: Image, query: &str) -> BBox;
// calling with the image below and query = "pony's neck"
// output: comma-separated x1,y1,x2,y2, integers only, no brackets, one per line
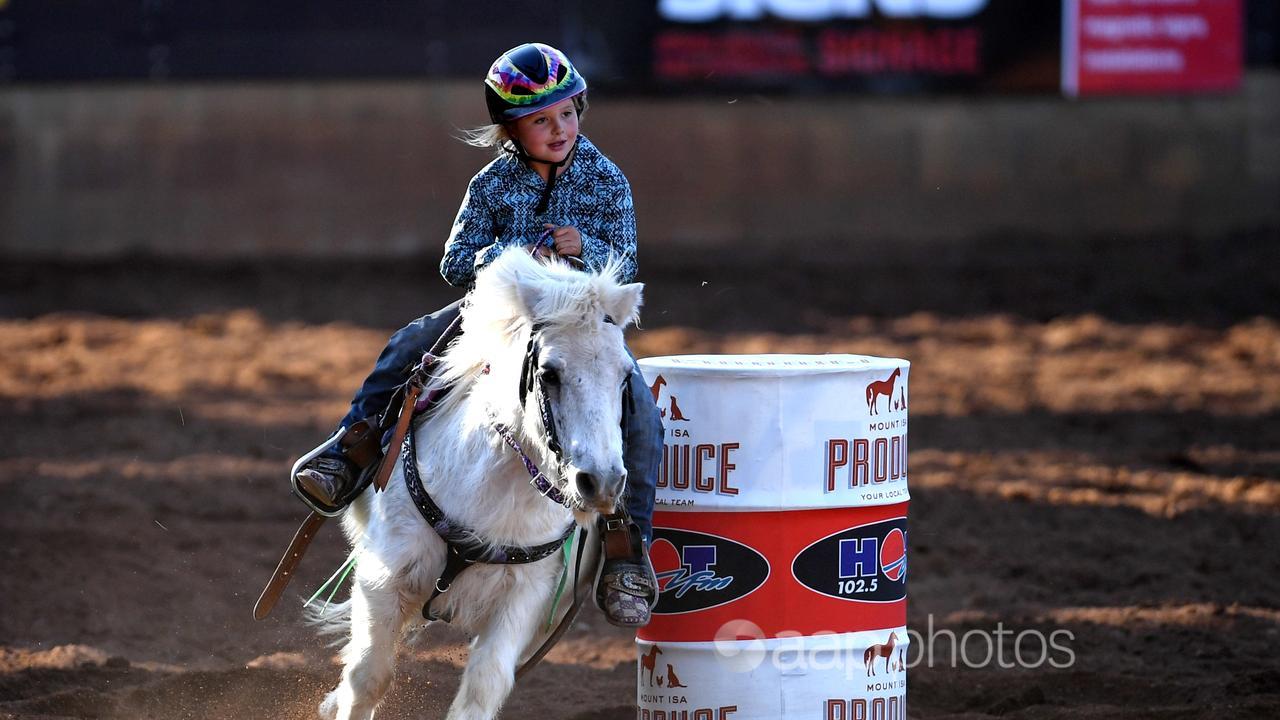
412,324,572,545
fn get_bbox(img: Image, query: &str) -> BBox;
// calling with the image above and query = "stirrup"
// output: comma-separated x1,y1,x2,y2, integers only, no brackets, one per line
290,428,361,517
593,514,657,628
594,555,657,628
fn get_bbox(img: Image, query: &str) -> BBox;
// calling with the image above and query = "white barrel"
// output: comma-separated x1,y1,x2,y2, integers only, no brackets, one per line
638,354,910,720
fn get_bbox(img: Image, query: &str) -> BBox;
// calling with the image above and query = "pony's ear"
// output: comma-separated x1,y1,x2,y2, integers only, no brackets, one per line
516,274,579,325
477,248,547,324
515,278,546,323
604,282,644,327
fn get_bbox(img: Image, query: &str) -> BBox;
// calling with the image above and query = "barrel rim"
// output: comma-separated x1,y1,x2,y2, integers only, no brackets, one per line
639,353,910,376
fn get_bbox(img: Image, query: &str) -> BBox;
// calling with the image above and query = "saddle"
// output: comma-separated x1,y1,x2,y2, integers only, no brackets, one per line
254,314,465,621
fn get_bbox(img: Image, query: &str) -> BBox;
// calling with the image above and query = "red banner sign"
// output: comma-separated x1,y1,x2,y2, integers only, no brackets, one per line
1063,0,1242,96
640,503,909,643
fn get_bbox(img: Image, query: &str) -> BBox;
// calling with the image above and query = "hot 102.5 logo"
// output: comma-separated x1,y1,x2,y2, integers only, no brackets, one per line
792,518,907,602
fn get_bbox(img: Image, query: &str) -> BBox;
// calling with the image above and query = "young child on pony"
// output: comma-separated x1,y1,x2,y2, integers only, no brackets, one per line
292,42,661,627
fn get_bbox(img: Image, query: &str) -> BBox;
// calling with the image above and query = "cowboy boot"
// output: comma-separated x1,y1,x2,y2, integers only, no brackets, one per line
595,512,658,628
294,455,358,509
292,418,382,514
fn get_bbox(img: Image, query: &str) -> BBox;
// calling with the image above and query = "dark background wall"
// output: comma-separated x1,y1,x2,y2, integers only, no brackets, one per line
1,1,1276,262
2,74,1277,260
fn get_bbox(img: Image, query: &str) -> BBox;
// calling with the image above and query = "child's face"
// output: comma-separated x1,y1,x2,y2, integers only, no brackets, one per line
509,98,579,163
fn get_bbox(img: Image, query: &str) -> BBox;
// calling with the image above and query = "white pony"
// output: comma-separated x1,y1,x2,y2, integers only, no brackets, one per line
314,248,644,720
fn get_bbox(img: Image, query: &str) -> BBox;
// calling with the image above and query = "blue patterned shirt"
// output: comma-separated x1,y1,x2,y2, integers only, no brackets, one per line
440,134,638,289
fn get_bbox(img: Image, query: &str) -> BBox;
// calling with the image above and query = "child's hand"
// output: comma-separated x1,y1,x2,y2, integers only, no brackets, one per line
524,242,552,259
545,224,582,257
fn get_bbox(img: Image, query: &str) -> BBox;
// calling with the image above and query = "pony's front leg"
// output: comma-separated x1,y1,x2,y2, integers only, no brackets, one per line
319,578,411,720
445,572,547,720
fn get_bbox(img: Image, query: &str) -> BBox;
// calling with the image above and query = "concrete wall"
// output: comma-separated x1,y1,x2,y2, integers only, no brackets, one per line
2,73,1277,260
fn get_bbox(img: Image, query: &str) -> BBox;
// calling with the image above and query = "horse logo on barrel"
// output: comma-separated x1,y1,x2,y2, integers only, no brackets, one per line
865,368,902,416
639,645,690,689
864,631,899,676
649,374,691,422
640,645,664,686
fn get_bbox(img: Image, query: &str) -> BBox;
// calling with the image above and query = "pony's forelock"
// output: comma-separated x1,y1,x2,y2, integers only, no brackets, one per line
431,248,639,398
471,249,635,331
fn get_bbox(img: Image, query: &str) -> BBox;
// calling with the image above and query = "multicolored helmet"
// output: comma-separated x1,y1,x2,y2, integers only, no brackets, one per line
484,43,587,125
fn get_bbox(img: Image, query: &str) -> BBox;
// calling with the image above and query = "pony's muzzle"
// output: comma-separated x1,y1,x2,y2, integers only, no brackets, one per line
575,468,625,513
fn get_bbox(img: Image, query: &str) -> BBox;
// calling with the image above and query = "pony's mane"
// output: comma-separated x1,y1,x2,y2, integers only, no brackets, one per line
430,249,636,406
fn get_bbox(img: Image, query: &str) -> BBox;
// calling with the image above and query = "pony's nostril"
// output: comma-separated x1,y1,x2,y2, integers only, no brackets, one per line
576,471,598,498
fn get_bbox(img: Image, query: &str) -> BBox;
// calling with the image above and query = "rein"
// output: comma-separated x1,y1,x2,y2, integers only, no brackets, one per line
492,422,584,511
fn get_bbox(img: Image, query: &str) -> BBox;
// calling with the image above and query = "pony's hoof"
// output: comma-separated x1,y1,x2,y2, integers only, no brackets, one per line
318,689,339,720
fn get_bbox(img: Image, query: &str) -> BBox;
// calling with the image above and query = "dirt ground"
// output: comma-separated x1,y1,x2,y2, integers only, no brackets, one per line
2,235,1278,719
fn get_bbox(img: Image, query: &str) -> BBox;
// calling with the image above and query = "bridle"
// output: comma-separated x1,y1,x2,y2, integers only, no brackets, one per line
414,309,632,623
518,323,565,459
513,315,634,492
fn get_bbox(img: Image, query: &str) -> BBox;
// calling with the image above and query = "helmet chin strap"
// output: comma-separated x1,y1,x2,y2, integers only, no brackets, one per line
510,136,579,215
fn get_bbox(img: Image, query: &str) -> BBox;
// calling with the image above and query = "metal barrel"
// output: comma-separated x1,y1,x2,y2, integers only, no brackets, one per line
637,354,911,720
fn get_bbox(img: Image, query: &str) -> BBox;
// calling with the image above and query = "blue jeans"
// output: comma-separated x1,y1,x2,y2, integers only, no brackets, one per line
331,300,662,541
335,300,465,432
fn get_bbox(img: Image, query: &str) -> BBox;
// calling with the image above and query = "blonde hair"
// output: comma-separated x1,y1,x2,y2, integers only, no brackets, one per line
458,95,589,158
459,124,517,156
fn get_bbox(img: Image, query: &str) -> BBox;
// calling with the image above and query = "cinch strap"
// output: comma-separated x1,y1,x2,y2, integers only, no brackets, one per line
400,429,574,621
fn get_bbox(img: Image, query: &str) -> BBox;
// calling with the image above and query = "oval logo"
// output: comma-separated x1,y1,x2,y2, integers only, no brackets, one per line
880,527,906,582
649,528,770,614
791,517,907,603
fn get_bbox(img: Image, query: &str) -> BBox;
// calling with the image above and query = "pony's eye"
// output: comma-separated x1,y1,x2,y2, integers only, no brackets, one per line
540,368,561,387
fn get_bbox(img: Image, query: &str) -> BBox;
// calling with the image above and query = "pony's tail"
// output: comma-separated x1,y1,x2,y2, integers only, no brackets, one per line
301,544,359,644
303,494,370,645
305,597,353,645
